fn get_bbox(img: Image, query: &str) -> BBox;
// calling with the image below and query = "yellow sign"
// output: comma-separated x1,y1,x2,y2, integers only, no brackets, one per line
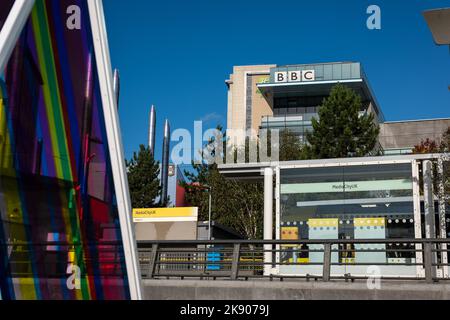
133,207,198,223
354,218,386,227
281,227,299,240
308,218,339,228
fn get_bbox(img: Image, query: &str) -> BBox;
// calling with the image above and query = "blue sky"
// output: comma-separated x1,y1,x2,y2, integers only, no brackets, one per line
103,0,450,162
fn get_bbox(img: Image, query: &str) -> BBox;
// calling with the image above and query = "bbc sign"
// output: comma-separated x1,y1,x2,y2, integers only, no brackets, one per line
274,70,315,83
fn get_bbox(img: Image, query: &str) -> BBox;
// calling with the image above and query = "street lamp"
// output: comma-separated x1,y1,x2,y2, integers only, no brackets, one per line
423,8,450,90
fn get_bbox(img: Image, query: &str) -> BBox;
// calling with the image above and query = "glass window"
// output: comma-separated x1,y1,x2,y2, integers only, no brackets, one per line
323,65,333,81
0,0,130,300
342,63,351,79
279,163,417,276
332,64,342,79
351,63,361,79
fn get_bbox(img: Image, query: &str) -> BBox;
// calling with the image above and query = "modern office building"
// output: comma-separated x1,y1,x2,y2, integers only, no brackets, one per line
0,0,141,300
380,118,450,155
224,63,450,278
226,62,450,153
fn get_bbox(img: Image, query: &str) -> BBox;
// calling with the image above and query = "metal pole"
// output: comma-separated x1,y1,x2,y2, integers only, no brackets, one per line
323,243,332,282
113,68,120,110
424,241,434,283
208,187,212,241
264,167,274,276
148,105,156,157
231,243,241,280
438,158,448,278
423,160,437,281
423,160,436,239
160,119,170,206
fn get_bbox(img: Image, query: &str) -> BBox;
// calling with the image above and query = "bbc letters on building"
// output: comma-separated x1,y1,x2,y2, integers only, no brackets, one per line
274,70,316,83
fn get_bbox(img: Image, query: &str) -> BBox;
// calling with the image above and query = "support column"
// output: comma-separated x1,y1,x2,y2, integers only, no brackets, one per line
423,160,437,280
437,158,448,278
412,160,423,276
423,160,436,239
264,167,274,276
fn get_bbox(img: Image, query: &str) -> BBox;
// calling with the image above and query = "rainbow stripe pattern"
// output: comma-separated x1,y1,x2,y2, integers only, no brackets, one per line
0,0,130,300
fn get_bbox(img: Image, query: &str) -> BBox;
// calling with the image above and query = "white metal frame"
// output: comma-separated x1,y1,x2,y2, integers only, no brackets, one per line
274,166,281,275
0,0,143,299
412,160,424,277
275,158,424,278
220,154,450,278
263,167,274,276
87,0,143,300
437,157,449,277
0,0,36,72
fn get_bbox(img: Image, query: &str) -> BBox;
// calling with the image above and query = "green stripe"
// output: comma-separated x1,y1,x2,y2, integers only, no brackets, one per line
31,1,90,300
33,1,72,181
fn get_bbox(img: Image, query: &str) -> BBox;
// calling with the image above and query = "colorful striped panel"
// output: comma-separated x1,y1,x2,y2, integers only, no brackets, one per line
0,0,130,300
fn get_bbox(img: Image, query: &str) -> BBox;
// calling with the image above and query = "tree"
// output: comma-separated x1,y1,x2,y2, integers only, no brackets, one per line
182,127,265,239
412,138,439,154
412,127,450,203
126,145,161,208
412,127,450,154
279,129,305,161
303,83,380,159
439,127,450,153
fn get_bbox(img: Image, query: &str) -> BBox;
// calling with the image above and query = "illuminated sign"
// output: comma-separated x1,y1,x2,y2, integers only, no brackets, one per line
281,179,412,194
133,207,198,223
274,70,315,83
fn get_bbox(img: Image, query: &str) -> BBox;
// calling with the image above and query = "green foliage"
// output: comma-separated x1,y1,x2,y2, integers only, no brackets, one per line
183,163,264,240
126,145,161,208
304,83,380,159
414,127,450,201
279,129,305,161
412,138,439,154
182,127,265,239
439,127,450,153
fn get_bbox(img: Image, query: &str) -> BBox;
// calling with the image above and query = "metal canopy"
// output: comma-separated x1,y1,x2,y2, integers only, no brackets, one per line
257,79,364,98
218,153,450,180
423,8,450,45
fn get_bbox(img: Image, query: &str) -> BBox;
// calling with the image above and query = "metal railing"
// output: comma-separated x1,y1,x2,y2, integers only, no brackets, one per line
137,239,450,283
0,241,127,279
2,239,449,283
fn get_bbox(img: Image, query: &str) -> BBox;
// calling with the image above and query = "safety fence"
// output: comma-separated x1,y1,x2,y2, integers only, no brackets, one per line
0,241,126,278
137,239,450,283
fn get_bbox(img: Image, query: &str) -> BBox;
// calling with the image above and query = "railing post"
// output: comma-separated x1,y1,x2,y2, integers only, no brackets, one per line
323,243,331,282
424,241,434,284
148,243,159,279
230,243,241,280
